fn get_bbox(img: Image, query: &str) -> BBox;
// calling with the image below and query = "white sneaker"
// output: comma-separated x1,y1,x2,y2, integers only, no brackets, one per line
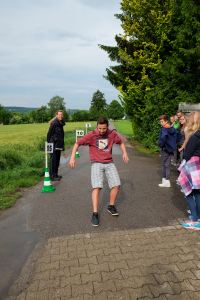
158,180,171,187
162,178,166,183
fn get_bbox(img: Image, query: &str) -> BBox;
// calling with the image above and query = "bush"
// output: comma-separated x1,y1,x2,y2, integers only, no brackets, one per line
0,147,23,170
134,118,161,153
27,152,44,168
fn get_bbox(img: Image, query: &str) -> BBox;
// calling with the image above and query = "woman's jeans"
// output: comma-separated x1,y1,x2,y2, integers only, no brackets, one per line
186,189,200,221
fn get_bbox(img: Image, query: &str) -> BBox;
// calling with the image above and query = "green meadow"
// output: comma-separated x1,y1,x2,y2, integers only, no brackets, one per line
0,122,96,210
112,120,133,136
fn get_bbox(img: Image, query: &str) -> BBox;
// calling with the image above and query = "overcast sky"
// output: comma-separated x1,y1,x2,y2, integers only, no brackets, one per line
0,0,123,109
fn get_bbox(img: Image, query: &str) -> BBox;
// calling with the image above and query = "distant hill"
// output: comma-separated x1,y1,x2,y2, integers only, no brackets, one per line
4,106,82,116
4,106,38,115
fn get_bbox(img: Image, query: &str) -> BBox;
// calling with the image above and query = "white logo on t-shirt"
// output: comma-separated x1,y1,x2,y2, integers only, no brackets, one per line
97,138,109,150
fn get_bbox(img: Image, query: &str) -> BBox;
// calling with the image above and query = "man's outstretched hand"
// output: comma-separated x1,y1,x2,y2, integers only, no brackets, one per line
69,157,76,169
122,153,129,163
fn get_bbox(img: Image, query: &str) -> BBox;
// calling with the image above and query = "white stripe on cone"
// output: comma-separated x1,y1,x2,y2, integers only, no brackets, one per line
45,172,50,177
44,181,52,186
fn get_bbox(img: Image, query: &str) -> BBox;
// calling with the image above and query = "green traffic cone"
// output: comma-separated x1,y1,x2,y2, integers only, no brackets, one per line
41,168,56,193
75,150,80,157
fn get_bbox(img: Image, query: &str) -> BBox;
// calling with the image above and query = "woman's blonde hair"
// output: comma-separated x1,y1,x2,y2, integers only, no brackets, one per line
187,111,200,139
49,110,63,125
178,114,187,130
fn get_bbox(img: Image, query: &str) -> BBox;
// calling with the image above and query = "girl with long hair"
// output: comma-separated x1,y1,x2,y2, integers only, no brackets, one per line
177,114,187,162
179,111,200,230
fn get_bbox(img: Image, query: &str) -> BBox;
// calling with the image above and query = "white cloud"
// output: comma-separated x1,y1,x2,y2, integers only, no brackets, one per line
0,0,123,109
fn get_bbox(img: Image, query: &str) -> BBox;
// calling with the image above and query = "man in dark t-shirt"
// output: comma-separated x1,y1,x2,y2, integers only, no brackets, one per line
69,117,129,226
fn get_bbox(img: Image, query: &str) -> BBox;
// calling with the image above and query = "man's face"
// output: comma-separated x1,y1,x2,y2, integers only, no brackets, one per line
97,123,108,135
160,119,168,127
57,112,63,122
177,112,182,118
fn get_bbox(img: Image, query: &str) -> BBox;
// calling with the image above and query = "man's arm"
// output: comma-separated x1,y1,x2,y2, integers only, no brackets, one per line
69,143,79,168
120,143,129,163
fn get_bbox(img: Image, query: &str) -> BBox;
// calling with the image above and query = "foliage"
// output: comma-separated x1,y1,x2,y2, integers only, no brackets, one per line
0,105,12,124
35,105,47,123
10,112,29,124
28,110,37,123
47,95,66,117
63,109,70,122
71,110,89,122
108,100,124,121
89,90,108,121
99,0,200,151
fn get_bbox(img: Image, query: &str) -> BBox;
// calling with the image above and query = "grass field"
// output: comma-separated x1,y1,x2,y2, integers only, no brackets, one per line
0,122,96,210
112,120,133,136
113,120,157,154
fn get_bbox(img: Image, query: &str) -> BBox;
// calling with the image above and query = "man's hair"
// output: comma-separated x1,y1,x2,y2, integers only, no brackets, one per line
158,115,168,122
177,109,182,113
97,117,108,126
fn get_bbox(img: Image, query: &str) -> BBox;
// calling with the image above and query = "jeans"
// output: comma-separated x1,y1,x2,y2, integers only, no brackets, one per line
186,189,200,221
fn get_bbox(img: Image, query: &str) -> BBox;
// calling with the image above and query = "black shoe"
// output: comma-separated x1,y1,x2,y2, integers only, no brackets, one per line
91,213,99,226
51,176,61,181
57,175,62,179
107,205,119,216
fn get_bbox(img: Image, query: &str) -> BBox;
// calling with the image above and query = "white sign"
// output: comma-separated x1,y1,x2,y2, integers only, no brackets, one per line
76,130,84,136
46,143,54,153
86,123,91,128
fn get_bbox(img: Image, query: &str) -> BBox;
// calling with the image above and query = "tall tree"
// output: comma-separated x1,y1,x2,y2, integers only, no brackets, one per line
99,1,173,128
0,104,12,125
108,100,124,121
89,90,108,121
36,106,47,123
47,96,66,117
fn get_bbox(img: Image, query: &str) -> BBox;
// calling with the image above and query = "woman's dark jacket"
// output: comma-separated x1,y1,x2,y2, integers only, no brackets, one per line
47,118,65,150
185,130,200,162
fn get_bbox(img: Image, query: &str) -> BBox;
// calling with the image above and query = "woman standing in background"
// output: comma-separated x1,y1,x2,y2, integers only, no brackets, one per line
47,110,65,181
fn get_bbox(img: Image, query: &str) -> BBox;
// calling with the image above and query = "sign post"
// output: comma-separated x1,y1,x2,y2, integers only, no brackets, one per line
85,123,91,134
75,130,84,157
41,142,55,193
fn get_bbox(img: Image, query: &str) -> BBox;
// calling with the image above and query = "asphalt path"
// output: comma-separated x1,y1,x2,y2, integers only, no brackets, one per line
0,122,189,298
27,122,188,237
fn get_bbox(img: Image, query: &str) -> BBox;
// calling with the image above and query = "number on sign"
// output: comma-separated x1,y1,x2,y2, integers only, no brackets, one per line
46,143,54,153
76,130,84,136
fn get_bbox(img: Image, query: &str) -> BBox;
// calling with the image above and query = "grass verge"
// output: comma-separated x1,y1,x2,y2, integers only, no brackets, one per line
0,122,96,210
113,120,159,154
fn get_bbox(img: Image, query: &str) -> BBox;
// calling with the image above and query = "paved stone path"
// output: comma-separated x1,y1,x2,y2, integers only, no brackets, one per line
7,226,200,300
2,123,200,299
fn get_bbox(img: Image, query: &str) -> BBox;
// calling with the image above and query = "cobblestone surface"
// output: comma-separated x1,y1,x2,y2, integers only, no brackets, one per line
5,226,200,300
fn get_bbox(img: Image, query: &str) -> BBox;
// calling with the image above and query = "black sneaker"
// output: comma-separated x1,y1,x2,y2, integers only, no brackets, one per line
107,205,119,216
57,175,62,179
91,213,99,226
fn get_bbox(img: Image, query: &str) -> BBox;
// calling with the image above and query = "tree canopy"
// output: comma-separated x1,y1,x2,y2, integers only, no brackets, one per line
99,0,200,137
89,90,108,120
47,96,66,117
108,100,124,121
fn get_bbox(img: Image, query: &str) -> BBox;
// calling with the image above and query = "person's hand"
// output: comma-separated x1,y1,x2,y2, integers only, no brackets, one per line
69,157,76,169
122,153,129,163
178,147,183,152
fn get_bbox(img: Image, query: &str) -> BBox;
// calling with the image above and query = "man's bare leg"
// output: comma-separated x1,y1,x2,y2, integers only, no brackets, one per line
110,186,120,205
92,188,101,212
